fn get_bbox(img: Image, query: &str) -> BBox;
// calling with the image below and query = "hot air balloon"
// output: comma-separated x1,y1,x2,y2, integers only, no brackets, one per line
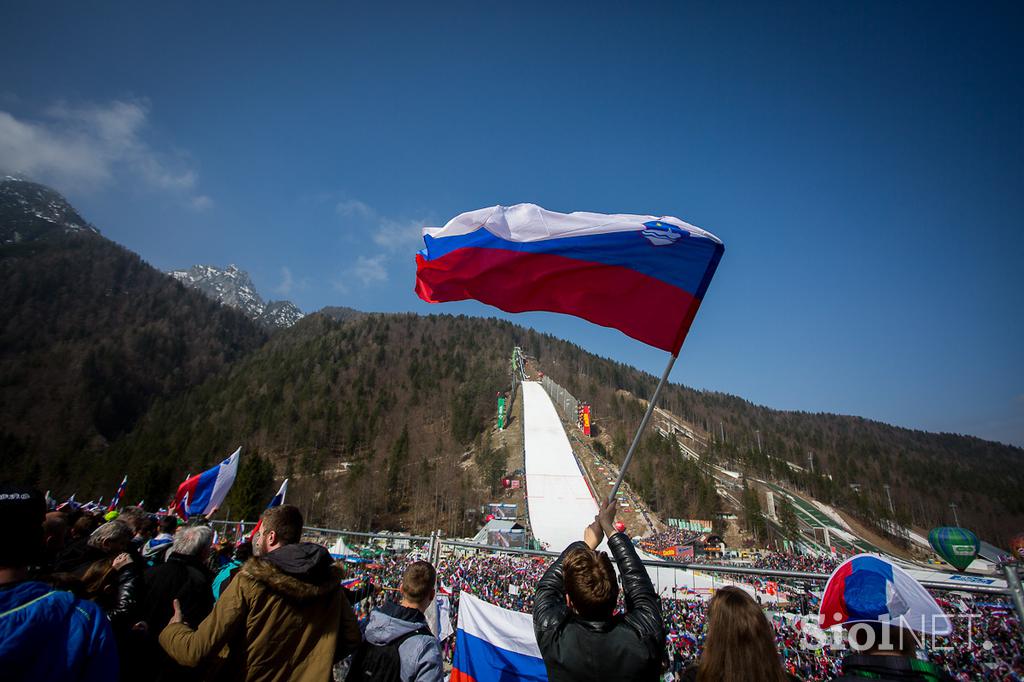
928,527,979,572
1010,533,1024,562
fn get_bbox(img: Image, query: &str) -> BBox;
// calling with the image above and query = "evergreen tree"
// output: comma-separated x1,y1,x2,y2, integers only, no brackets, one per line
778,496,800,539
225,454,275,520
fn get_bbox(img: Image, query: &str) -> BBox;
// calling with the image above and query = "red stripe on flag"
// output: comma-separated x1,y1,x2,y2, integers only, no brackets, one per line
819,561,854,629
449,668,477,682
415,248,701,353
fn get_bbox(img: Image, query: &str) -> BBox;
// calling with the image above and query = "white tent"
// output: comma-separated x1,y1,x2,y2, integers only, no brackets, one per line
329,535,353,558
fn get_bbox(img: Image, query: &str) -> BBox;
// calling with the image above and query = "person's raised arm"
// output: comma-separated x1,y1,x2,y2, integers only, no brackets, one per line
599,499,663,644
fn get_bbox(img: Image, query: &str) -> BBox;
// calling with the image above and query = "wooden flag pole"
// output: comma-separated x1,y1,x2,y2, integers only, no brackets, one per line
608,352,677,502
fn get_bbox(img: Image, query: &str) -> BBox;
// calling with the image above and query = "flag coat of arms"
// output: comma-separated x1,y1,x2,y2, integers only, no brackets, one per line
415,204,723,354
173,448,240,517
451,592,547,682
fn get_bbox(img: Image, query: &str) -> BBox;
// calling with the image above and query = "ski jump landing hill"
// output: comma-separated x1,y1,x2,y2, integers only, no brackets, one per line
521,380,777,601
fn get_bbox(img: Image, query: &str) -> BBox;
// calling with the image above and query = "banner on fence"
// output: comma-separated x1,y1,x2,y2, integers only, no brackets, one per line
667,519,713,533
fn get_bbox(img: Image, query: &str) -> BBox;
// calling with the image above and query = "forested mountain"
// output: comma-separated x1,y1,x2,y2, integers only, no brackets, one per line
99,309,1023,542
0,178,267,489
2,178,1021,544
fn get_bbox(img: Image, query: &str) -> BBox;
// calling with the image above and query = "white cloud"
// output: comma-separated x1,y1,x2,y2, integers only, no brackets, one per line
189,195,213,211
350,254,389,286
0,98,209,207
334,198,426,252
335,199,373,218
274,266,295,296
374,217,426,252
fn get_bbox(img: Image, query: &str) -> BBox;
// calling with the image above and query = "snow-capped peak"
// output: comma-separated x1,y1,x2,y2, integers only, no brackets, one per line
168,263,304,329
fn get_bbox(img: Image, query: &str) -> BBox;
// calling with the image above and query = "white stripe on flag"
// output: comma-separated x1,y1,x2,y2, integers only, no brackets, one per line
458,592,541,659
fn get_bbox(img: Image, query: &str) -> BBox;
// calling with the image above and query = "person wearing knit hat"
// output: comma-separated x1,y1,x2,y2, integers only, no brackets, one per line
819,553,956,681
0,485,119,681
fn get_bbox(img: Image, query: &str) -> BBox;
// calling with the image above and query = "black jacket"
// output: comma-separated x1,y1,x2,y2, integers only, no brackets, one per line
534,533,665,682
834,654,956,681
141,552,213,629
135,552,215,682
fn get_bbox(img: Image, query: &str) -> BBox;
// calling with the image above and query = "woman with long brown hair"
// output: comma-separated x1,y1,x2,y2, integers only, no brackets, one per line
684,586,800,682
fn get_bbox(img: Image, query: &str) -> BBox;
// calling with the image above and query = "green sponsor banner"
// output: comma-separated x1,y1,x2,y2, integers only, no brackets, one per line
668,518,713,533
497,396,506,429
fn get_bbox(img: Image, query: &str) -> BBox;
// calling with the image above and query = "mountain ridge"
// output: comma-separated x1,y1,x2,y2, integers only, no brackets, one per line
169,263,304,329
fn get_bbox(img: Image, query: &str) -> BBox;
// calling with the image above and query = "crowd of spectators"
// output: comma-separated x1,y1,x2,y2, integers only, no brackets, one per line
751,551,843,575
637,528,705,554
4,487,1023,682
345,549,1023,681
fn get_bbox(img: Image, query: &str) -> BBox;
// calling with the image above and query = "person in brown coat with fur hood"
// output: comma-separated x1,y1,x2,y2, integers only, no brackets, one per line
158,505,361,682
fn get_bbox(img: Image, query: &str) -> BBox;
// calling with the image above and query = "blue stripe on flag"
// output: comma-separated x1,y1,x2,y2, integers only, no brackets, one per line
453,629,548,682
420,226,721,296
187,467,220,514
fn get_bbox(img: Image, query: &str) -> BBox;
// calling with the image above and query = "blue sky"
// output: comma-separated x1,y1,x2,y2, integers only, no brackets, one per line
2,3,1021,446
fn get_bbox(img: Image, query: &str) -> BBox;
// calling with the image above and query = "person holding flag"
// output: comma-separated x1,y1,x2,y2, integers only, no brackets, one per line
533,498,664,681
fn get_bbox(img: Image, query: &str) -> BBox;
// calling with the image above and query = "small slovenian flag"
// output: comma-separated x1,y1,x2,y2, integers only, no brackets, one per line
415,204,724,354
451,592,547,682
818,554,951,635
249,479,288,540
108,476,127,512
235,519,244,539
173,448,240,518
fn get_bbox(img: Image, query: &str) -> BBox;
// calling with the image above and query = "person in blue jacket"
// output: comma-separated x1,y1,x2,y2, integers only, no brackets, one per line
0,486,119,682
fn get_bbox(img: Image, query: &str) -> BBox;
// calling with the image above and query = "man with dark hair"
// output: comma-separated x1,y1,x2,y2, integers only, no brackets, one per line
143,515,178,565
352,560,444,682
42,511,68,569
256,504,304,551
0,486,118,681
533,499,665,681
159,504,361,681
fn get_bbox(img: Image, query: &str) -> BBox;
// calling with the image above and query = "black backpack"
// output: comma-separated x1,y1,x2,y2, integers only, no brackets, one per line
346,626,433,682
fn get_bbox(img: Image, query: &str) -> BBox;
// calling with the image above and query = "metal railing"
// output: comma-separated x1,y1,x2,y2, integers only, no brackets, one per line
540,374,579,423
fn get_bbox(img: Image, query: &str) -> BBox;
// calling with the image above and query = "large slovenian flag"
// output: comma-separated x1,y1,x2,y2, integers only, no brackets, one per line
818,554,951,635
248,478,288,540
173,447,241,518
415,204,724,354
451,593,547,682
